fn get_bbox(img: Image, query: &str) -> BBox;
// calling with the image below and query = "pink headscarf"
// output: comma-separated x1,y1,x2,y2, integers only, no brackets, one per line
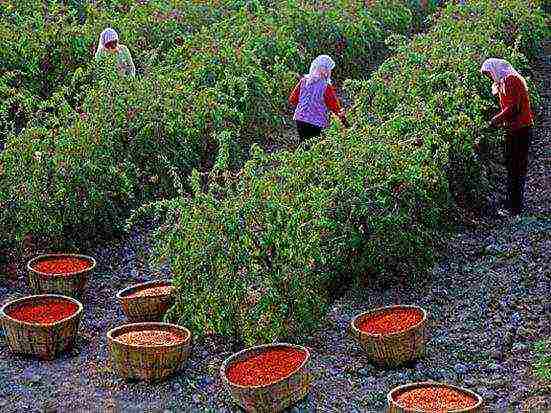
480,58,528,96
304,55,335,86
95,28,119,59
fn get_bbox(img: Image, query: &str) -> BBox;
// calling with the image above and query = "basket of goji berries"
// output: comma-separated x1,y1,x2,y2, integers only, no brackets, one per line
107,322,191,383
387,381,483,412
0,294,83,360
220,343,312,413
116,280,174,322
350,305,427,367
27,253,96,298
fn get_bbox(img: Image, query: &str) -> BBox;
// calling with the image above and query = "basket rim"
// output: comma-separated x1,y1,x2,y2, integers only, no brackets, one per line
107,322,191,349
0,294,83,327
220,342,311,390
116,279,174,300
387,381,484,412
350,305,427,338
27,253,96,278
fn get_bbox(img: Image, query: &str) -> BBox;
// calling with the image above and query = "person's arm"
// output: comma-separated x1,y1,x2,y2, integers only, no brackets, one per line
324,85,349,127
491,76,520,126
120,45,136,77
289,81,301,106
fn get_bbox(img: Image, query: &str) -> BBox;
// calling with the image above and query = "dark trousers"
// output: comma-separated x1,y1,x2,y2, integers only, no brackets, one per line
296,120,322,140
504,126,531,214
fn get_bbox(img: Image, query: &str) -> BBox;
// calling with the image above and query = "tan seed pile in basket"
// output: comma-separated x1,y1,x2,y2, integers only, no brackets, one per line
117,330,185,346
128,285,174,298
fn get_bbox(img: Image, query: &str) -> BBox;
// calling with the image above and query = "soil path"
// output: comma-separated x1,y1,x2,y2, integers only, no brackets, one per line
0,43,549,413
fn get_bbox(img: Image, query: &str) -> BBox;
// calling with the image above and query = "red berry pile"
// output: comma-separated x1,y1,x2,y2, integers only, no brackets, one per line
117,330,186,346
33,257,91,276
226,347,307,387
8,300,78,324
357,308,423,335
395,386,478,411
128,285,173,298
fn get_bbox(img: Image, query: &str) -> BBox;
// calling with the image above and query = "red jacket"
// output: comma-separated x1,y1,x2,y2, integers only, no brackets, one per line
494,75,534,131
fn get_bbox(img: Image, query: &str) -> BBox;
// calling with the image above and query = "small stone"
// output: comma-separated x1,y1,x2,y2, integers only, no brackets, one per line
426,368,444,381
357,366,375,377
22,369,41,384
485,243,509,255
454,363,467,375
0,400,8,408
397,372,410,382
198,376,213,388
485,362,501,372
512,342,528,352
477,387,497,401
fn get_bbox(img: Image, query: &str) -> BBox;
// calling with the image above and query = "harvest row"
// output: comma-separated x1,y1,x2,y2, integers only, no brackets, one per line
0,0,418,253
138,0,546,346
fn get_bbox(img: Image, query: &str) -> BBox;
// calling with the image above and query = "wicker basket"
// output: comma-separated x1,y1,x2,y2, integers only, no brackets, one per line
387,381,483,412
0,294,83,360
116,280,174,322
27,253,96,298
220,343,312,413
350,305,427,367
107,322,191,383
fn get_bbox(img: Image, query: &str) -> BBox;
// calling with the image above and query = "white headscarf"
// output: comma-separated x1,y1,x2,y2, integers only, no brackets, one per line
95,28,119,59
480,58,528,96
304,55,335,86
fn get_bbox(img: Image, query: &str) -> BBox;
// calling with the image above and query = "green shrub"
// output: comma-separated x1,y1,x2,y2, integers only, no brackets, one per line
534,339,551,382
0,0,417,245
137,0,546,346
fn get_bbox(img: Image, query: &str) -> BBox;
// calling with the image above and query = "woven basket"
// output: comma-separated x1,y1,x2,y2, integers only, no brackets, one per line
350,305,427,367
0,294,83,360
220,343,312,413
116,280,174,323
27,253,96,298
387,381,483,412
107,322,191,383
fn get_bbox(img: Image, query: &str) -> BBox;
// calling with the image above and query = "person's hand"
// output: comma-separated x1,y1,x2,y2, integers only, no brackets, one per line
341,116,350,129
337,110,350,128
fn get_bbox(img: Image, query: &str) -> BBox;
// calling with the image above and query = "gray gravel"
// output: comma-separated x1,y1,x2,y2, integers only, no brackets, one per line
1,44,550,413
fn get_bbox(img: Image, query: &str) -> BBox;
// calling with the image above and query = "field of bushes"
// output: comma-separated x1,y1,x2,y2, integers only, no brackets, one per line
137,0,547,346
0,0,419,249
0,0,548,347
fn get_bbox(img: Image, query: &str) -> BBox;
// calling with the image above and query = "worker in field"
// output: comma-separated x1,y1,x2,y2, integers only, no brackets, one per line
95,28,136,77
481,58,534,217
289,55,349,141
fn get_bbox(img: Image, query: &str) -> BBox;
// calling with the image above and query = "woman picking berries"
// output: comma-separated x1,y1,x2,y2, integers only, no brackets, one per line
95,28,136,77
289,55,348,141
481,58,534,216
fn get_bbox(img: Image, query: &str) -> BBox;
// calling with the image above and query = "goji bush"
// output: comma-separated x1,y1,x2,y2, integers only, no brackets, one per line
139,0,546,346
0,0,416,252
